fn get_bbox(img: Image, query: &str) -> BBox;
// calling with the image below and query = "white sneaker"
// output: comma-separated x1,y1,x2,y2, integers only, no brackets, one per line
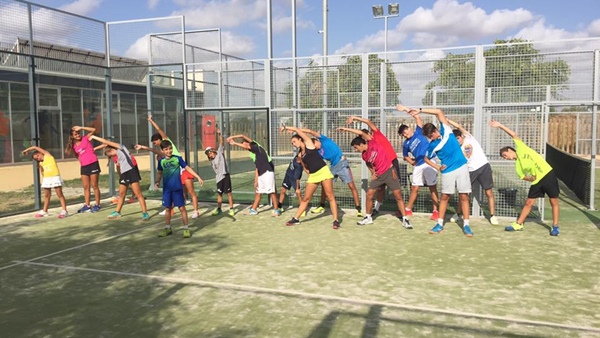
159,209,167,216
191,211,199,219
402,217,413,229
490,215,499,225
58,210,68,219
357,216,373,226
35,210,49,218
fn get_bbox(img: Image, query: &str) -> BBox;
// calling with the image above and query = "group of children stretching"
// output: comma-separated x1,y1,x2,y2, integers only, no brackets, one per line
26,105,561,238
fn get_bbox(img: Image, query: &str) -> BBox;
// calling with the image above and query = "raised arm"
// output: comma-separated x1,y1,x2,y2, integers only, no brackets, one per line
184,166,204,187
396,105,424,128
345,116,378,132
22,146,50,156
297,127,321,138
489,120,520,140
447,119,470,137
148,115,169,140
281,126,316,149
396,105,449,125
134,144,164,157
337,126,369,138
90,135,121,149
228,139,251,150
226,134,253,144
216,128,223,147
72,125,96,139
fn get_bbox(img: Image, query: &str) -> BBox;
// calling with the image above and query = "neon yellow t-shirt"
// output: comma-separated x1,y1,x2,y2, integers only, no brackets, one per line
40,154,60,177
514,139,552,184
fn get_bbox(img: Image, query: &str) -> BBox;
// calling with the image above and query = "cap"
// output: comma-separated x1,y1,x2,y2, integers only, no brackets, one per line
204,147,216,155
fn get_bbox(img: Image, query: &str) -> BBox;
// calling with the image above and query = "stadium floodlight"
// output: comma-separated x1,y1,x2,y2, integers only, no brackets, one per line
372,5,384,17
372,3,399,56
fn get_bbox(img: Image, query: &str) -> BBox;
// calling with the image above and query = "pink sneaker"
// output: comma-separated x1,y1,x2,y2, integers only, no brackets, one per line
430,210,439,220
404,208,414,217
35,211,49,218
58,210,68,219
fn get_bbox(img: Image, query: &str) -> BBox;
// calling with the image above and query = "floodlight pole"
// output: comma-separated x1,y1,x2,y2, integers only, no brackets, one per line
372,4,399,58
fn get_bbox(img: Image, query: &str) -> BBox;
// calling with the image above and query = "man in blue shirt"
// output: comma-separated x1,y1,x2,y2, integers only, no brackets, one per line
397,105,473,237
397,105,440,221
298,128,362,217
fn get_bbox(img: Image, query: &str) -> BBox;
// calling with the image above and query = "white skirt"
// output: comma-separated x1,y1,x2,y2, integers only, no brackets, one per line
41,175,64,188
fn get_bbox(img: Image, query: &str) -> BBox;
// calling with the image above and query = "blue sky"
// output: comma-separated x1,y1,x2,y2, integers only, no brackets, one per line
6,0,600,60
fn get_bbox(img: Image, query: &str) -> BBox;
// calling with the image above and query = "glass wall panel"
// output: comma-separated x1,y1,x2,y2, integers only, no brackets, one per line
82,89,102,151
38,87,59,107
0,82,10,163
61,87,83,159
38,108,62,156
120,93,137,147
164,97,180,150
10,83,31,163
137,94,149,144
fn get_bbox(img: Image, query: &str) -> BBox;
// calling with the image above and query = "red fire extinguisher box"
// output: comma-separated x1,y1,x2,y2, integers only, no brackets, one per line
202,115,217,149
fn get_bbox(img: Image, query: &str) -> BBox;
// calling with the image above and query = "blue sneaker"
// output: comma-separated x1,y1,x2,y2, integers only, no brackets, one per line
142,212,150,221
463,225,473,237
550,226,560,236
429,223,444,234
77,205,91,213
245,208,258,215
91,204,101,213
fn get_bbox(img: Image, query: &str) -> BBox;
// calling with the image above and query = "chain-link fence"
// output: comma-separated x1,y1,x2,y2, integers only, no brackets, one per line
1,1,599,217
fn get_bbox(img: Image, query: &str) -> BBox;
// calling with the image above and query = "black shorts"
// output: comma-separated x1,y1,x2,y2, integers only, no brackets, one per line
119,168,141,186
81,161,101,176
528,170,560,199
216,174,232,194
470,163,494,190
392,158,408,185
282,174,298,190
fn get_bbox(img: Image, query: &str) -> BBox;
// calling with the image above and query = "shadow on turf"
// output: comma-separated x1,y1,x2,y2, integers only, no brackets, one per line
306,306,553,338
0,215,237,337
558,192,600,230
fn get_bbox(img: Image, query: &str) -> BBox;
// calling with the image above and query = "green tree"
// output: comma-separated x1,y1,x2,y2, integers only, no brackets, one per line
284,55,401,110
422,38,571,106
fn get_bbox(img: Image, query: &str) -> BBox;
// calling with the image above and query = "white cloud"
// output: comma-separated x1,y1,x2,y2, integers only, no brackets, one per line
171,0,266,29
148,0,160,10
264,15,315,35
334,0,533,54
511,18,588,41
59,0,103,16
400,0,533,47
0,2,104,51
123,30,255,61
588,19,600,36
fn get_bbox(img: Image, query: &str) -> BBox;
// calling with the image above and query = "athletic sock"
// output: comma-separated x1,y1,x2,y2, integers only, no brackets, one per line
355,205,361,212
437,218,444,226
374,201,381,211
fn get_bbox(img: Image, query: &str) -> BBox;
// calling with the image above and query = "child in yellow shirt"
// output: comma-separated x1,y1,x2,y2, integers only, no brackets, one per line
23,146,68,219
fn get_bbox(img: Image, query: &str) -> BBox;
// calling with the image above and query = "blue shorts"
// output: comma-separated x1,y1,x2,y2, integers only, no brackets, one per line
330,159,354,184
282,173,299,190
162,189,186,208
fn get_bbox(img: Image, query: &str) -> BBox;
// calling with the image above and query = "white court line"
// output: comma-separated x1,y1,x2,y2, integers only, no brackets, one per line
0,217,175,272
15,260,600,334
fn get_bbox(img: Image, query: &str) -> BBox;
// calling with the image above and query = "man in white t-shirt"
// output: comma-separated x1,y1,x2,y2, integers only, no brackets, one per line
449,120,499,225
